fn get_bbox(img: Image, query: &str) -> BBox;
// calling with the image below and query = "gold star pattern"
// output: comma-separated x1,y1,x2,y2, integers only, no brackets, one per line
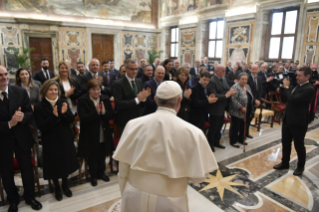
199,169,246,201
99,8,109,19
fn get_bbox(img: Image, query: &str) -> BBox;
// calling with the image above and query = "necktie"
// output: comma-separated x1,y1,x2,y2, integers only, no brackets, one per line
107,74,110,84
204,88,207,95
220,79,225,88
131,80,138,96
47,70,50,79
43,70,48,79
254,77,258,90
2,91,9,109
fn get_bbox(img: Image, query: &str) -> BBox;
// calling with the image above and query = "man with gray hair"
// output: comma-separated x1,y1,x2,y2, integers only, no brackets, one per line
173,59,180,71
113,81,218,212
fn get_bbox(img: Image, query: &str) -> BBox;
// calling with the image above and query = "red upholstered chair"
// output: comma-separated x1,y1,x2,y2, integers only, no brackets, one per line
203,121,210,135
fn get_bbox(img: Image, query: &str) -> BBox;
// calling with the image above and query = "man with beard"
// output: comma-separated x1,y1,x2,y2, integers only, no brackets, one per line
33,58,55,84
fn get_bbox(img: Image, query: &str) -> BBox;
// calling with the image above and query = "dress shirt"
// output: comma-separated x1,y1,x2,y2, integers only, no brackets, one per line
42,68,51,79
125,74,142,105
195,67,199,74
0,86,8,101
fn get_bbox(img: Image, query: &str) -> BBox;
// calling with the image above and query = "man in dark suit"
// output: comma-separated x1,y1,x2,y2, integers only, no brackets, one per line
109,59,119,77
206,65,236,151
151,58,160,72
139,65,153,85
33,58,55,84
226,62,232,75
274,67,315,175
173,59,180,71
76,61,88,84
113,59,151,134
246,65,262,138
267,65,279,93
190,59,201,77
258,64,269,98
0,66,42,212
80,59,112,95
137,58,147,78
101,61,117,86
143,66,165,115
200,57,214,74
227,65,240,87
241,64,251,75
190,72,218,130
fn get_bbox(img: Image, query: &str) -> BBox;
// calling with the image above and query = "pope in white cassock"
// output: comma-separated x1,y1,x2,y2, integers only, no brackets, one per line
113,81,218,212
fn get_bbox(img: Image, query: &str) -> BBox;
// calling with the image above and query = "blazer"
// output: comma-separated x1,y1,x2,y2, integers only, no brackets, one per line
80,72,111,96
77,93,115,157
190,67,200,77
33,80,42,88
200,64,213,72
33,69,55,85
229,83,254,119
143,78,160,115
258,71,268,97
56,78,80,105
140,74,152,85
282,82,315,126
190,82,209,121
0,85,34,151
247,75,262,101
110,68,119,78
137,67,144,78
227,71,240,87
101,71,117,86
70,68,77,78
226,66,232,75
113,76,144,128
177,82,192,121
206,75,229,116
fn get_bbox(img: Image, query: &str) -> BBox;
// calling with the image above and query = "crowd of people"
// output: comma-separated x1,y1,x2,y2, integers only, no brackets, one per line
0,55,318,212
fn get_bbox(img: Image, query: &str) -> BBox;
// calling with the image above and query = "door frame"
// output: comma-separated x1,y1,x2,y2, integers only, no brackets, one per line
87,28,122,69
21,30,59,75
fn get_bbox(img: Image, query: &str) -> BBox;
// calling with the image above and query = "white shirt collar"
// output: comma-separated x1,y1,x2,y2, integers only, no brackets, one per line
157,106,177,115
299,81,309,86
0,86,8,93
125,73,135,81
90,71,98,78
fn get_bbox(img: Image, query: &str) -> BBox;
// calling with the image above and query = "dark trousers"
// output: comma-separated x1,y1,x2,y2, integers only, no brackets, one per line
0,140,35,204
88,142,106,178
281,121,307,168
190,115,207,131
246,108,254,136
207,115,224,149
230,116,245,144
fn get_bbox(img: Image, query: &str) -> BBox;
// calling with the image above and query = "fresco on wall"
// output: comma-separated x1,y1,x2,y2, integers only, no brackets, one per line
229,25,251,45
228,47,249,66
307,17,319,42
304,45,316,65
67,48,81,69
181,49,195,67
1,27,20,45
3,47,19,75
181,31,196,48
4,0,152,23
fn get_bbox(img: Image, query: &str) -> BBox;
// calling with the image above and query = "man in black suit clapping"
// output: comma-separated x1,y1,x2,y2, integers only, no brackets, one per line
33,58,55,84
113,59,151,134
273,67,315,175
0,66,42,212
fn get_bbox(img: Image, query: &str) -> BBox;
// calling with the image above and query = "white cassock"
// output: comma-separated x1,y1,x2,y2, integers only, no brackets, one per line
113,107,218,212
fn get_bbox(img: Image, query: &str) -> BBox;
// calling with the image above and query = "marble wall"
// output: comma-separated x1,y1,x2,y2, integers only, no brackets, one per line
179,28,197,66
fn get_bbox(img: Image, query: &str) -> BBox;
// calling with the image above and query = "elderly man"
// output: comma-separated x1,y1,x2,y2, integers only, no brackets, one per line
226,61,232,75
143,66,165,115
151,58,160,72
80,59,111,95
113,81,218,212
0,66,43,212
274,67,315,175
137,58,147,78
139,65,153,85
190,59,201,76
33,58,55,84
113,59,151,134
173,59,180,71
207,65,236,151
201,57,213,73
227,65,240,87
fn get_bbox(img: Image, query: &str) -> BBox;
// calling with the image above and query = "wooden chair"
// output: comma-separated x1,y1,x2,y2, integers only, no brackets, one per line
0,126,41,204
252,98,275,131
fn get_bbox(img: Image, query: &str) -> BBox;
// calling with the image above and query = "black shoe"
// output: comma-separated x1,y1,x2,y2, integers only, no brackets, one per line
98,174,110,182
273,163,289,170
246,135,253,139
91,178,98,187
55,189,63,201
214,144,225,149
62,184,73,197
25,199,42,211
230,144,240,148
8,203,18,212
293,167,305,176
239,141,248,145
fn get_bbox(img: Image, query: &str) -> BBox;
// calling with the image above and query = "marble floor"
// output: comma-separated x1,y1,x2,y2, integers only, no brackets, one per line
1,118,319,212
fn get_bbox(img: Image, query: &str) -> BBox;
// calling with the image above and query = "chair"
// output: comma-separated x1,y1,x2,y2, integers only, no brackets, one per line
252,99,275,131
223,114,231,133
0,126,41,204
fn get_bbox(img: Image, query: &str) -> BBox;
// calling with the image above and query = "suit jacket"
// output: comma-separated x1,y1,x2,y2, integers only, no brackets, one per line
282,83,315,126
137,67,144,78
207,75,229,116
56,78,80,105
0,85,34,152
188,75,198,87
190,67,200,77
227,71,240,87
200,64,213,72
80,72,111,95
247,75,262,101
33,80,42,88
101,71,117,86
143,78,160,115
140,74,152,85
177,82,192,121
110,69,119,78
71,68,77,78
226,67,232,75
113,76,144,128
190,82,209,122
33,69,55,85
258,71,268,97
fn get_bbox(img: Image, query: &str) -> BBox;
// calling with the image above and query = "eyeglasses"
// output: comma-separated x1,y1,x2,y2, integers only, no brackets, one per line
0,73,8,77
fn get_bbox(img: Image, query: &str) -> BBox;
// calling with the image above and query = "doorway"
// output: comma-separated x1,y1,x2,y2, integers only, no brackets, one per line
29,37,54,74
92,34,114,72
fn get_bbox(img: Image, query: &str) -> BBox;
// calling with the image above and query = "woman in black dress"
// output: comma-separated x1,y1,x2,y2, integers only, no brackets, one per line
33,80,78,201
174,67,192,121
77,79,114,187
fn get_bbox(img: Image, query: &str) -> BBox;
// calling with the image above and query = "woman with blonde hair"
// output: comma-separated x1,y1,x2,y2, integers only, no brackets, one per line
174,67,192,121
53,61,80,114
33,80,78,201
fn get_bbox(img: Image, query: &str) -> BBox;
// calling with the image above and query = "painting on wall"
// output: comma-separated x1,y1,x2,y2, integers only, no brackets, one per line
229,25,251,45
3,47,19,75
66,31,80,46
4,0,152,23
181,31,196,48
148,35,157,48
67,48,81,69
135,35,146,48
124,34,133,46
307,17,319,42
228,47,249,66
135,49,146,62
180,49,195,67
1,27,20,45
304,45,316,65
124,44,133,60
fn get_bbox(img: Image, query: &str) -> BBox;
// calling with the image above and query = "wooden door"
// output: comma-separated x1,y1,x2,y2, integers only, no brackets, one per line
92,34,114,72
29,37,54,74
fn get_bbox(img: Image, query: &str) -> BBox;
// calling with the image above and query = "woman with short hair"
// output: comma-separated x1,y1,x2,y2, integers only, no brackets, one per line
33,80,78,201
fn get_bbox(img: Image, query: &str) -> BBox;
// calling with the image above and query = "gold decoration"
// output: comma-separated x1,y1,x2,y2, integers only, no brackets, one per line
199,169,246,201
99,8,109,19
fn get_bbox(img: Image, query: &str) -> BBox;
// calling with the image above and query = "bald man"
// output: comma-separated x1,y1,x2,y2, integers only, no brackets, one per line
143,66,165,115
80,58,111,95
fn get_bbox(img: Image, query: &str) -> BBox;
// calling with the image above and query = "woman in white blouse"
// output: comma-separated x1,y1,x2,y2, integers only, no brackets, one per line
53,61,80,115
